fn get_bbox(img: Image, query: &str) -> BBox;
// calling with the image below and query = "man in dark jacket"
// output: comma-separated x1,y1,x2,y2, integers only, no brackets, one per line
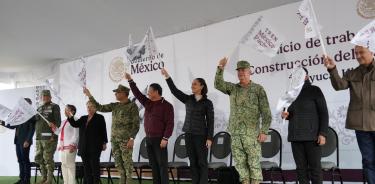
282,68,328,184
324,45,375,183
125,73,174,184
1,98,36,184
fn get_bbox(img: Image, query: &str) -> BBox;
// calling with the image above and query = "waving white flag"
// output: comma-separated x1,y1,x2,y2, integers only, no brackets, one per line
297,0,327,55
45,79,66,106
0,104,11,120
5,98,37,126
297,0,320,39
125,27,160,62
351,20,375,52
76,58,87,88
276,67,306,112
240,16,284,57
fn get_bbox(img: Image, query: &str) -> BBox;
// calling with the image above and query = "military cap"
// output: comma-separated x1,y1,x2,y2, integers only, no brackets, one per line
41,90,51,96
113,84,130,93
236,60,251,70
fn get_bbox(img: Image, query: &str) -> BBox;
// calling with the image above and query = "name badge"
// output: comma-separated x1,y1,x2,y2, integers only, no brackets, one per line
41,133,52,137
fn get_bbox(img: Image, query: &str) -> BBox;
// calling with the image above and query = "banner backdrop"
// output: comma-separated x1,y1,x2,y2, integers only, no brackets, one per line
0,0,372,175
58,0,371,169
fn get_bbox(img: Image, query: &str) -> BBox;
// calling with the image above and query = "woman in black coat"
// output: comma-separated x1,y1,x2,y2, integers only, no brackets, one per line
161,68,214,184
67,101,108,184
282,68,328,184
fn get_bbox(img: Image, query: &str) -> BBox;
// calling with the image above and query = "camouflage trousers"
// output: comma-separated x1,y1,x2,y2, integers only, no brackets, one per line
35,140,58,180
112,140,134,184
231,134,262,182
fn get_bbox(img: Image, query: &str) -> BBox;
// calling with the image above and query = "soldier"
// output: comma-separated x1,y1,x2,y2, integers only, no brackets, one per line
35,90,61,184
83,85,140,184
214,58,272,184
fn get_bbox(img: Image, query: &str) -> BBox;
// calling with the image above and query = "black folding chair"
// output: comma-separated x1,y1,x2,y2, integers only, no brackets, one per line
208,131,232,182
168,134,189,184
133,137,151,184
321,127,343,184
261,128,285,184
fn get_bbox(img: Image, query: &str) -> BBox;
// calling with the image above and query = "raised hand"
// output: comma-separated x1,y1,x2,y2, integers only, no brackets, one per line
83,87,92,97
161,68,170,78
218,57,228,70
323,55,336,69
125,73,132,81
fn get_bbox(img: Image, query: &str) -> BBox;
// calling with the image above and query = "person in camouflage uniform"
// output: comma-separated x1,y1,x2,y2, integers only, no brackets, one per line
214,58,272,184
84,84,140,184
35,90,61,184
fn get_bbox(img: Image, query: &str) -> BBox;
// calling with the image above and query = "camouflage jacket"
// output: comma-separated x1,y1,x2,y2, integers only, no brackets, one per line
214,68,272,136
89,97,140,141
35,102,61,140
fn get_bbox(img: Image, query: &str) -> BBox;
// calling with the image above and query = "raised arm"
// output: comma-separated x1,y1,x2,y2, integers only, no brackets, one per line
84,88,114,112
126,73,149,106
67,116,84,128
161,69,189,103
214,57,235,95
324,55,349,90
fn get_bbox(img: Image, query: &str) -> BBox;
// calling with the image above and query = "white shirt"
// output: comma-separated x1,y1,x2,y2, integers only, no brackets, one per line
54,119,79,150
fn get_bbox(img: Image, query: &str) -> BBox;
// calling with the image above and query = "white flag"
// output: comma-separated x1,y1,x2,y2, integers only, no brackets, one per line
145,27,159,58
276,67,306,112
0,104,11,120
351,20,375,52
240,16,283,57
45,80,65,106
76,58,87,87
5,98,37,126
297,0,320,39
125,27,159,62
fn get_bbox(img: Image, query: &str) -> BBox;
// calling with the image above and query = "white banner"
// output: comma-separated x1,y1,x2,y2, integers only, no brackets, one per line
56,0,367,170
0,104,11,121
5,98,37,126
351,19,375,52
240,16,284,57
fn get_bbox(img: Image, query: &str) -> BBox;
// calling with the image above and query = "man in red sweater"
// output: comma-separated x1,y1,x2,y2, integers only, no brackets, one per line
125,73,174,184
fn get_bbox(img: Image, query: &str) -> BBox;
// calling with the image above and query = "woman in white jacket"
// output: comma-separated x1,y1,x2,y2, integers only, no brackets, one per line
51,104,79,184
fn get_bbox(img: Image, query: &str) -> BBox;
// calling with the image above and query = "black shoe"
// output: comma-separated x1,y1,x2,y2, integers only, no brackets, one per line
22,179,31,184
14,180,22,184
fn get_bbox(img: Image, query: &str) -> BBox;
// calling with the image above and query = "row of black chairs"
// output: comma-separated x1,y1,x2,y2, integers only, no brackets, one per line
261,127,343,184
30,127,343,184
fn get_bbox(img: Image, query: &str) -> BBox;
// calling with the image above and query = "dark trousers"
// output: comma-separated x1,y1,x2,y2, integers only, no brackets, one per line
356,130,375,184
81,153,101,184
185,134,208,184
16,143,31,184
291,141,322,184
146,137,169,184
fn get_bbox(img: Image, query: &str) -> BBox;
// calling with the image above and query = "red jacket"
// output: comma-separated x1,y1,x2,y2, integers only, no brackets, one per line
129,80,174,138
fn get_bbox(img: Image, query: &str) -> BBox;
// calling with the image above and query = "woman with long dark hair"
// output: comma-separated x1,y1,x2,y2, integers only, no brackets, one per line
161,68,214,184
